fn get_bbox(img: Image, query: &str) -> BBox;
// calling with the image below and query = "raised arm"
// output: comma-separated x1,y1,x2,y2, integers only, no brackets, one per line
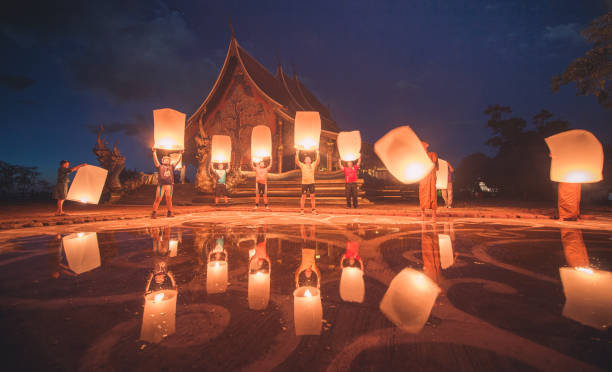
295,150,301,167
338,158,343,169
314,150,321,167
152,148,160,168
356,156,362,168
266,157,273,171
69,163,88,172
172,151,183,166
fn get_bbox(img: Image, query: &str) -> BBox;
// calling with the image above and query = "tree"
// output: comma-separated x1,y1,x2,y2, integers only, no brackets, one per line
552,12,612,108
483,105,526,151
532,109,569,137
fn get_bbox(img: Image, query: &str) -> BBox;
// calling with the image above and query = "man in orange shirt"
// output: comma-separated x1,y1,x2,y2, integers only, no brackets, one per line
252,158,272,210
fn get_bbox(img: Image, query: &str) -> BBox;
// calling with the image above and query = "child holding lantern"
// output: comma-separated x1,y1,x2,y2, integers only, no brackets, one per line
296,149,320,215
251,158,272,210
151,148,182,218
53,160,88,216
210,161,230,206
338,157,361,208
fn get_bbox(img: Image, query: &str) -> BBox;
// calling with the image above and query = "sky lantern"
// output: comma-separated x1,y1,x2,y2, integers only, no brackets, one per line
379,268,441,333
66,165,108,204
436,159,449,189
62,232,101,275
560,267,612,330
153,108,185,150
438,234,454,269
211,135,232,163
339,267,365,303
337,130,361,161
251,125,272,163
140,289,178,343
293,286,323,335
248,271,271,310
374,126,434,184
545,129,603,183
294,111,321,150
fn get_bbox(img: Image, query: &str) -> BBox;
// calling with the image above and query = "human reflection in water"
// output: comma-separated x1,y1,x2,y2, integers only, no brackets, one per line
560,228,589,268
339,239,365,303
50,233,68,279
207,235,229,294
421,223,443,284
150,226,171,256
145,259,177,293
296,224,321,288
248,226,271,310
142,254,178,343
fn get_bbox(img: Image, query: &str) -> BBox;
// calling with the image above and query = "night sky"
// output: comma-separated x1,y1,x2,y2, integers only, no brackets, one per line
1,0,610,182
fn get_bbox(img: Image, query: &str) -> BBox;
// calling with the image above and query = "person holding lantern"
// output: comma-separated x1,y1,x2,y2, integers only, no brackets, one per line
210,161,230,206
53,160,88,216
151,148,182,218
251,158,273,210
338,157,361,208
558,182,581,221
419,141,439,222
296,149,320,215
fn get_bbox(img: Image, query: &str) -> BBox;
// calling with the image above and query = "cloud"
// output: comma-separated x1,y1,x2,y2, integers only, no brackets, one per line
542,23,585,45
87,113,150,137
0,74,34,90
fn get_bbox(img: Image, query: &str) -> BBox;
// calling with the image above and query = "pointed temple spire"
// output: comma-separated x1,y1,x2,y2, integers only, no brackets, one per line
228,17,235,39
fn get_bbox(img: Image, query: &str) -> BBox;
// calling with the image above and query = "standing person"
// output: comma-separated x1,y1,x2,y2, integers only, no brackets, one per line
296,149,320,215
252,158,272,210
53,160,87,216
339,157,361,209
418,142,439,222
210,161,230,206
558,182,581,221
151,148,182,219
441,162,454,208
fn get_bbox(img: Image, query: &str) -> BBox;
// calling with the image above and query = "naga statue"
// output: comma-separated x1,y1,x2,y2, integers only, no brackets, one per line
93,126,125,192
194,121,214,192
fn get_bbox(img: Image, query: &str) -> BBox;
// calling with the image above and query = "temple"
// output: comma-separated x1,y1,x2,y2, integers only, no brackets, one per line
185,34,341,175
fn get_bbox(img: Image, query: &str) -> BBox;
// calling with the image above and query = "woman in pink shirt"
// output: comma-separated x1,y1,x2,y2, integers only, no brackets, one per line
251,158,272,210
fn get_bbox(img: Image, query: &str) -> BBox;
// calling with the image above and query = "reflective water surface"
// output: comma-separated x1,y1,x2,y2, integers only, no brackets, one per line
1,222,611,371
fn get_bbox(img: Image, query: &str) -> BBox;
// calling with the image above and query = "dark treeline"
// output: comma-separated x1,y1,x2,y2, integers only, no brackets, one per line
455,105,611,201
0,161,51,198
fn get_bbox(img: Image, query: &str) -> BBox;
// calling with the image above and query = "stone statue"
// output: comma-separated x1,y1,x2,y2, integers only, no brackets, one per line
93,126,125,192
194,121,214,192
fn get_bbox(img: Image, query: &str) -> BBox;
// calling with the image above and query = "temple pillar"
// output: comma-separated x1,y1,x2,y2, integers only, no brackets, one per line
277,119,284,173
327,139,334,171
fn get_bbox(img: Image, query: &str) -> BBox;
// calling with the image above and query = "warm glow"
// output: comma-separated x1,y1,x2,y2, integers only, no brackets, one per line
436,159,448,189
62,232,101,275
211,135,232,163
154,292,165,302
560,266,612,329
304,288,312,297
251,125,272,161
215,261,220,268
207,260,228,294
339,267,365,303
77,232,85,238
153,108,185,150
337,131,361,161
141,289,177,343
575,266,594,275
66,165,108,205
545,129,603,183
438,234,454,269
294,111,321,150
293,286,322,335
374,126,434,184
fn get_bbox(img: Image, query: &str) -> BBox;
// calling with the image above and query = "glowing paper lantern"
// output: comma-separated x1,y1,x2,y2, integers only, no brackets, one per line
294,111,321,150
211,135,232,163
248,271,271,310
374,126,434,184
293,286,322,335
206,261,228,294
560,267,612,329
66,165,108,204
153,108,185,150
337,130,362,161
62,232,100,275
379,268,441,333
339,267,365,303
436,159,449,189
438,234,454,269
168,239,178,257
251,125,272,162
545,129,603,183
140,289,178,343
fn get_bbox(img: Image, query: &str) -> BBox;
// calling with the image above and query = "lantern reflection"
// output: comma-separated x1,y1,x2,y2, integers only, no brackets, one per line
379,268,441,333
140,289,178,343
339,241,365,303
545,129,603,183
293,286,322,335
374,126,434,184
251,125,272,162
206,238,228,294
61,232,101,275
153,108,186,150
211,135,232,163
438,234,454,269
248,231,271,310
66,165,108,204
294,111,321,150
337,130,361,161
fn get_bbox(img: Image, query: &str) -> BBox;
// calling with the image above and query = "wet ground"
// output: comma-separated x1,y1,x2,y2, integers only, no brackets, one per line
0,216,611,371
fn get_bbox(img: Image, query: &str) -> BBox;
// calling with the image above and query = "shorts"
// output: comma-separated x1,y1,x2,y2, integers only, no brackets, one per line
256,182,267,196
215,183,228,197
52,182,68,200
156,184,173,198
301,184,315,195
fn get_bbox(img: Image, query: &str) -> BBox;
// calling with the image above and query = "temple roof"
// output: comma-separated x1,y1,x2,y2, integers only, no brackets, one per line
188,36,339,133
